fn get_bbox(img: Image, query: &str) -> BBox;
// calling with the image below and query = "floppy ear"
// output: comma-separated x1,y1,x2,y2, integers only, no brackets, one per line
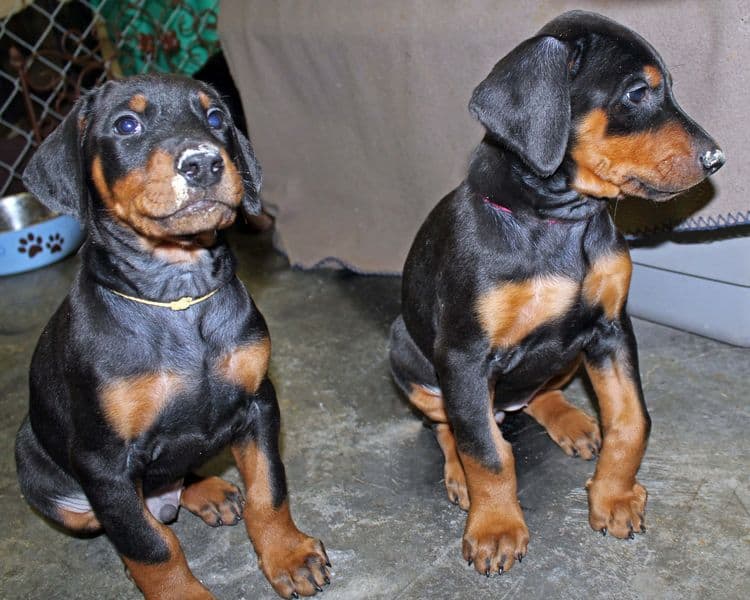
232,127,263,217
469,36,571,177
22,94,92,221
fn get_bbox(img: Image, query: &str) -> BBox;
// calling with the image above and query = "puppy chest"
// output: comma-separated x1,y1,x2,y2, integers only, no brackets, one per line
99,338,270,441
476,275,580,349
476,253,632,348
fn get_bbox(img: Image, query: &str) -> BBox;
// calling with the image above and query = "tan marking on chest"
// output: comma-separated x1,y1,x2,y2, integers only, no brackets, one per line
477,276,579,348
216,337,271,393
583,252,632,320
101,372,185,440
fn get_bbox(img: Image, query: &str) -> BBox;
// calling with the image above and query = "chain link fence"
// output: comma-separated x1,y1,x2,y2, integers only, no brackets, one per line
1,0,218,198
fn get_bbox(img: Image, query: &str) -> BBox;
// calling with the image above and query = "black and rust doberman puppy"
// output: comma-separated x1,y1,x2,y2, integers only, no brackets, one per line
16,75,330,599
390,11,724,576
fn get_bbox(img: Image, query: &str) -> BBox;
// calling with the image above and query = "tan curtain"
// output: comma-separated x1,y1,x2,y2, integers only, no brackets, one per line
219,0,747,273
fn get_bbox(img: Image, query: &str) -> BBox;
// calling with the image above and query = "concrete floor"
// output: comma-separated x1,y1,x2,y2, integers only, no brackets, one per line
1,229,748,600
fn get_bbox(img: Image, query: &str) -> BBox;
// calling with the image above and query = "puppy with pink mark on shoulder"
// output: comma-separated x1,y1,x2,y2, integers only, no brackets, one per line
390,10,724,577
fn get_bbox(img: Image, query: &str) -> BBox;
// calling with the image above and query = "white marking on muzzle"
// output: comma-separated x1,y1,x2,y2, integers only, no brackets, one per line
171,173,190,207
175,143,220,172
173,143,221,207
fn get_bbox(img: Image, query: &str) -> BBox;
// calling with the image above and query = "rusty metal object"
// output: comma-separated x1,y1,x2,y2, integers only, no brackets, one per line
9,25,114,143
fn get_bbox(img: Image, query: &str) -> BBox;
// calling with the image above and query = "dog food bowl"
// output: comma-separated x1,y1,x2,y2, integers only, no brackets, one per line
0,193,84,276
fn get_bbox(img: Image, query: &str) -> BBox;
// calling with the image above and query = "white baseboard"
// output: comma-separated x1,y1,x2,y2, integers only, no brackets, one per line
629,262,750,347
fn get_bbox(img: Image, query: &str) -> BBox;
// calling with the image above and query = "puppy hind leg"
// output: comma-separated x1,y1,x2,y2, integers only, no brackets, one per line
389,316,470,507
180,475,244,527
524,390,601,460
435,423,470,510
389,315,444,420
15,416,102,533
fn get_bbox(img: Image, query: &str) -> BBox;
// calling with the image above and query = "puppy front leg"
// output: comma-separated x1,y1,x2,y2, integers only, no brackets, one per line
72,453,212,600
438,349,529,575
584,316,650,538
232,378,330,599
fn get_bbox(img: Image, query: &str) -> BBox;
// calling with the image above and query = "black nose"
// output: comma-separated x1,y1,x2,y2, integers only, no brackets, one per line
700,148,725,175
176,148,225,187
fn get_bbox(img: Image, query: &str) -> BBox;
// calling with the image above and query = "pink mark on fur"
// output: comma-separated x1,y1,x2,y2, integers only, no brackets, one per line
482,196,513,213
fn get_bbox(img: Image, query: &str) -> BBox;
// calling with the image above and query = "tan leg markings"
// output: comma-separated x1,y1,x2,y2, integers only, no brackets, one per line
408,384,448,422
524,390,601,460
459,407,529,576
122,508,214,600
232,442,330,598
408,385,471,509
585,359,648,539
434,424,470,510
180,476,244,527
57,507,101,533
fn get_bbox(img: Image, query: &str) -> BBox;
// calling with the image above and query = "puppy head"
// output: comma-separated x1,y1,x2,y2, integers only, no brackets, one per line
470,10,724,200
23,75,262,241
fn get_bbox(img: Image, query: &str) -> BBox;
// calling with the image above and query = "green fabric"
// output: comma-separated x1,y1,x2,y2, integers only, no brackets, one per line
95,0,219,76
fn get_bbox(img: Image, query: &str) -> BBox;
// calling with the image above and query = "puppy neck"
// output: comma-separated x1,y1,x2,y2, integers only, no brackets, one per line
467,137,608,222
82,216,236,302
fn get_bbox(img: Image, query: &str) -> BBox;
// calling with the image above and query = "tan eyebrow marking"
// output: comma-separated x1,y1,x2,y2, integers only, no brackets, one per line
643,65,662,88
129,94,148,112
198,91,212,110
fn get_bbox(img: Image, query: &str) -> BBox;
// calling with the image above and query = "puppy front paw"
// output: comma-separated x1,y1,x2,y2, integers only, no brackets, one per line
462,507,529,576
259,535,331,599
586,477,647,538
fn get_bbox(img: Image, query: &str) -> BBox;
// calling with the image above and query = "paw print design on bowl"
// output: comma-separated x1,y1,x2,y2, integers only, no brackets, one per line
1,193,85,275
46,232,65,253
18,233,44,258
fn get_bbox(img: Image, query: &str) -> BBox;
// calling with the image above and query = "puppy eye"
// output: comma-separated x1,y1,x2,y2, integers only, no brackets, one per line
626,85,648,104
207,108,224,129
113,115,141,135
